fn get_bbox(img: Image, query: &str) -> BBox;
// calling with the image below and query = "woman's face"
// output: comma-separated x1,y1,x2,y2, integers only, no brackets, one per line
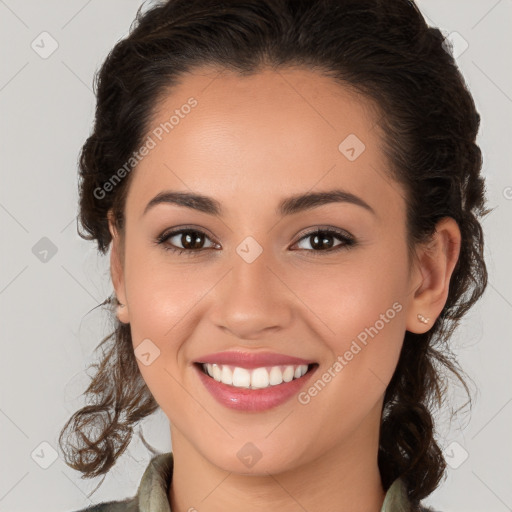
110,67,425,474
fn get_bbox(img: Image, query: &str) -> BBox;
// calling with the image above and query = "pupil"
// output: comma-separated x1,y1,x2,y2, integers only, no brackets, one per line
312,233,333,250
183,232,203,249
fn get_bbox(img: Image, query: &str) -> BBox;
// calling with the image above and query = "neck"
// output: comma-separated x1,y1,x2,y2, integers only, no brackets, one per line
168,406,386,512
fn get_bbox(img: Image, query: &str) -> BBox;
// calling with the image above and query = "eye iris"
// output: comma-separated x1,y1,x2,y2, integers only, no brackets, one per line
182,231,204,250
311,232,334,250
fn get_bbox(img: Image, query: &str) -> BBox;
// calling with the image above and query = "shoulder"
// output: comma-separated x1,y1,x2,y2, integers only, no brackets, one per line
68,451,174,512
384,476,443,512
70,496,138,512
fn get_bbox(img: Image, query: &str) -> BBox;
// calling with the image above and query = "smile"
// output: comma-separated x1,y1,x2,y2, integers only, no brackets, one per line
200,362,314,389
193,361,319,411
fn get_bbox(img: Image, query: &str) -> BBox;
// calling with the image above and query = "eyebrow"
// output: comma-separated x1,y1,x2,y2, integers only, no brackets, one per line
142,188,376,218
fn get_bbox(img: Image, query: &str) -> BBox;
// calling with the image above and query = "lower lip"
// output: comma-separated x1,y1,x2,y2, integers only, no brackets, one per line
194,363,318,411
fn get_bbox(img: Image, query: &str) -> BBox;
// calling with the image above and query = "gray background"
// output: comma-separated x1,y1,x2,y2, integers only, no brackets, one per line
1,1,511,511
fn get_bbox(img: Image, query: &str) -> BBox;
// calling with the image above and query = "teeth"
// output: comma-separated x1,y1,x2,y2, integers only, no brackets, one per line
248,367,267,388
283,365,295,382
201,363,309,389
269,366,283,385
211,363,221,382
221,365,233,385
232,367,251,387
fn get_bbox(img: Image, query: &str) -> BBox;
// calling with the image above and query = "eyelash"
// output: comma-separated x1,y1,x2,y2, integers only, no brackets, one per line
155,226,356,257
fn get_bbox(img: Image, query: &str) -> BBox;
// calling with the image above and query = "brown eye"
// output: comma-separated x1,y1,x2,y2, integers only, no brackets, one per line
175,231,207,250
293,228,355,254
156,228,217,255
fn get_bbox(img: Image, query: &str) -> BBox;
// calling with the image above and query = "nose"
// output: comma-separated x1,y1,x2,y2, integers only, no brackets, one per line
209,249,294,341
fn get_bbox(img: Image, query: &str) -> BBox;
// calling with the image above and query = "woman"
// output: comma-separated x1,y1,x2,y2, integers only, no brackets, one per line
60,0,489,511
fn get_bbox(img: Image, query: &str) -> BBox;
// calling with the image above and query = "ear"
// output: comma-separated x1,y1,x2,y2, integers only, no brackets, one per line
108,210,130,324
406,217,461,333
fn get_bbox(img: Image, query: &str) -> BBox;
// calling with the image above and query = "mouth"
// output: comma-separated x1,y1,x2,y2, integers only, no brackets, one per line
194,362,319,390
192,350,319,411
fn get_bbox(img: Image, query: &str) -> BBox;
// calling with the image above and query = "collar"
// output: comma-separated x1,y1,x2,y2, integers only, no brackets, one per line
136,452,411,512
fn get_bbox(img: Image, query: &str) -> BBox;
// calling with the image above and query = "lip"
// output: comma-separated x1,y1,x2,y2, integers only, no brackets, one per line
194,350,316,369
193,361,319,412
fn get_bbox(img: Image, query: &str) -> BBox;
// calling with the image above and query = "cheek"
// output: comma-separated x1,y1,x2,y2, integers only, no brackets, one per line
292,291,406,443
289,243,408,343
121,255,203,413
123,243,208,340
120,244,211,402
289,242,409,401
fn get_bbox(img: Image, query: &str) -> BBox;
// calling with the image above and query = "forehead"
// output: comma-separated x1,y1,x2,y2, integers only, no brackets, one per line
125,66,400,220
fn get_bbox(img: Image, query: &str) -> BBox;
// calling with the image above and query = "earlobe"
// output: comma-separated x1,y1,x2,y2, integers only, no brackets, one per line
406,217,461,333
108,211,130,324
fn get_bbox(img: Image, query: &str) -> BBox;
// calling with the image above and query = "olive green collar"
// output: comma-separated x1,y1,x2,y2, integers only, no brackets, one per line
136,452,411,512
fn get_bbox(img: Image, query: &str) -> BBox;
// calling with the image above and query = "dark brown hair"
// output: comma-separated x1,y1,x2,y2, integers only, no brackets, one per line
59,0,489,507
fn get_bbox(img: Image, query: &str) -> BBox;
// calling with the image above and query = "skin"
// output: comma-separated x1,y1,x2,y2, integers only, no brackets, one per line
108,66,461,512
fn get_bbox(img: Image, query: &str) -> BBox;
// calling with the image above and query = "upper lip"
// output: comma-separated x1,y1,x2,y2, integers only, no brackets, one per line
195,351,316,369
